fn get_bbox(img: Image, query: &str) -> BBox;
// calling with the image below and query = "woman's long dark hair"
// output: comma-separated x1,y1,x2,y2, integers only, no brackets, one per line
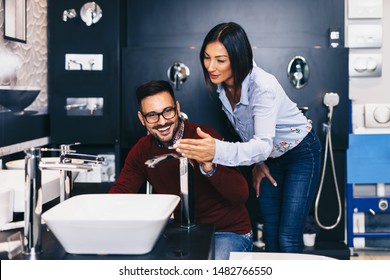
200,22,253,94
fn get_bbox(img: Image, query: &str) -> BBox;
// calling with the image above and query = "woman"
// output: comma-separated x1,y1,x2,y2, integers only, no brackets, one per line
173,22,321,252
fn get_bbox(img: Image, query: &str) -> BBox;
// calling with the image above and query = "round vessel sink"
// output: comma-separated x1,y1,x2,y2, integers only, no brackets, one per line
0,86,40,113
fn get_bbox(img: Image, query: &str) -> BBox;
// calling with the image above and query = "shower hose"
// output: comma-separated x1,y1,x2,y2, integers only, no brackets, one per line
314,105,342,230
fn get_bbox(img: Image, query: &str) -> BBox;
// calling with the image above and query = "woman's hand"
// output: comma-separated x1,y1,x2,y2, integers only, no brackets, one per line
252,163,277,197
172,127,216,162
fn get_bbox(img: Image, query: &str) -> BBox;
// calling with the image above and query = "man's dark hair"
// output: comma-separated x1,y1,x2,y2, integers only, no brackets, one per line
136,80,176,108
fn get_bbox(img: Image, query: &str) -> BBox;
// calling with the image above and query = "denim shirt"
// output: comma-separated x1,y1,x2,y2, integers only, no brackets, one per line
213,65,312,166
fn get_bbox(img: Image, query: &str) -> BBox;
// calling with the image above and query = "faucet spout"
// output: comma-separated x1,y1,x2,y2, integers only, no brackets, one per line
39,162,94,171
145,153,180,168
61,153,105,164
145,154,196,229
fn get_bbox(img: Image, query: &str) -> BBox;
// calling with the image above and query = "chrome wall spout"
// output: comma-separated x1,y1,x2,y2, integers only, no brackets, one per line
67,59,83,70
145,154,196,229
64,103,87,111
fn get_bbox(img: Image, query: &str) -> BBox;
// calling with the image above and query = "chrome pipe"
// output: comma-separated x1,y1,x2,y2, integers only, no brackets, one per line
179,157,195,229
145,154,196,229
23,148,42,255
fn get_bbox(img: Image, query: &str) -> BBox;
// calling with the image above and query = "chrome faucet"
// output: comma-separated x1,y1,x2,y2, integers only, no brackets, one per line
23,145,104,255
65,98,103,115
62,9,77,22
64,103,87,111
41,143,104,202
167,62,190,91
67,59,83,70
59,148,104,202
145,154,196,229
24,148,43,255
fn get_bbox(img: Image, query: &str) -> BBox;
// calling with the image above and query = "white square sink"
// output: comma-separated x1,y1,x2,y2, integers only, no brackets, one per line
42,194,180,255
0,169,61,212
0,186,13,226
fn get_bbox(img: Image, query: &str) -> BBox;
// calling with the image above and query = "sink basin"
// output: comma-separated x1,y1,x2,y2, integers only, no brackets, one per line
42,194,180,255
0,169,61,212
0,86,40,113
0,186,13,226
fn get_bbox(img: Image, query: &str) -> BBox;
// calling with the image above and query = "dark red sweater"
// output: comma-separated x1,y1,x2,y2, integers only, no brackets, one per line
109,121,251,234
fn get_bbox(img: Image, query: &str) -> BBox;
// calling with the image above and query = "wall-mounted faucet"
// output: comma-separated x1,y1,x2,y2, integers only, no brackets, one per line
63,9,77,22
167,62,190,90
67,59,83,70
145,154,195,230
65,97,104,116
287,56,309,89
65,54,103,71
80,2,103,26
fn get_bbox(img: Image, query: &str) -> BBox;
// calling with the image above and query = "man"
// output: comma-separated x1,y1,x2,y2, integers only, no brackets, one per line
109,80,252,260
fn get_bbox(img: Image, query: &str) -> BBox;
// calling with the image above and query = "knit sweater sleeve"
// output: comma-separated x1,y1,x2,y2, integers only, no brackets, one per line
109,139,148,194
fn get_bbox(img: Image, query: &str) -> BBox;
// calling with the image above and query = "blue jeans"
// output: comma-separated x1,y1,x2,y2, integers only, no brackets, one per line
259,129,321,252
214,231,253,260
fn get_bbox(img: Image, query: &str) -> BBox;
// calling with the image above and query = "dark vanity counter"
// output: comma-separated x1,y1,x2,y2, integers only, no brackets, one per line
0,223,215,260
0,182,214,260
0,108,49,150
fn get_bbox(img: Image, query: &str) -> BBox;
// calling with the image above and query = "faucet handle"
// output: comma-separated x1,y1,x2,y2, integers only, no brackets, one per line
60,142,81,153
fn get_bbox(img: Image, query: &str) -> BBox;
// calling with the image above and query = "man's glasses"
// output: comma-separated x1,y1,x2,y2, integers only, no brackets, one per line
141,106,177,124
